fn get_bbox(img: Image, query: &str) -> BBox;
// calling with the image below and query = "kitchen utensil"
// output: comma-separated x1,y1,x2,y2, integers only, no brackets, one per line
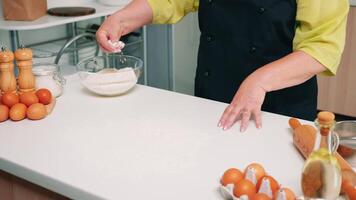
289,118,356,200
15,47,36,93
335,121,356,150
301,112,341,200
76,54,143,96
32,64,66,97
289,118,354,172
47,7,95,17
334,121,356,168
339,137,356,149
0,47,16,94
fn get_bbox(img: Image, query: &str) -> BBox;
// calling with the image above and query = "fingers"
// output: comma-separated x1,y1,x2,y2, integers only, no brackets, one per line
219,106,262,132
240,110,251,132
218,105,242,131
96,24,124,53
108,32,120,42
252,109,262,129
96,30,117,52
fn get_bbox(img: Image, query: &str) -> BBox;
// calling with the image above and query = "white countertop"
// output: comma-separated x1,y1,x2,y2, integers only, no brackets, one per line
0,0,129,31
0,75,306,200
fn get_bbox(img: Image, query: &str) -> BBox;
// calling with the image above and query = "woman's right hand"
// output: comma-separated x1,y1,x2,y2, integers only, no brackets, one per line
96,15,125,53
96,0,153,52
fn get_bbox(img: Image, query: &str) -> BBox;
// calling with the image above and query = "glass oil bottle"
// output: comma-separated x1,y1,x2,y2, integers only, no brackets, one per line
301,111,342,199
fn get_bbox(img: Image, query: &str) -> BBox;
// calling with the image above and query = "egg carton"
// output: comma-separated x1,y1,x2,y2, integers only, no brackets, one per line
219,167,285,200
219,167,348,200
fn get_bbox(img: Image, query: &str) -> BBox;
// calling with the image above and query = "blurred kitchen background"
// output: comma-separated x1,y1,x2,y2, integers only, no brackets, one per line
0,0,355,120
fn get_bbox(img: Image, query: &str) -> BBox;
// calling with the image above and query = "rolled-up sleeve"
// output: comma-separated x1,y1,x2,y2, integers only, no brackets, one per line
147,0,199,24
293,0,349,75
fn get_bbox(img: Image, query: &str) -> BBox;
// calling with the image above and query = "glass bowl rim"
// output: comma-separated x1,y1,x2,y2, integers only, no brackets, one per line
76,54,144,72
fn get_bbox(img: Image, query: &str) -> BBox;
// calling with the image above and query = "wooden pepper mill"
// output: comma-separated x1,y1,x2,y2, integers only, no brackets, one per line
0,47,17,94
15,47,35,93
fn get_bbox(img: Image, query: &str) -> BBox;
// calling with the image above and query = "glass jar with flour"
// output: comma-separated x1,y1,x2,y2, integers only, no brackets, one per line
32,64,66,97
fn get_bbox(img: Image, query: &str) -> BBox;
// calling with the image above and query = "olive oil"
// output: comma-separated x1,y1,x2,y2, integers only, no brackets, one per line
301,112,342,200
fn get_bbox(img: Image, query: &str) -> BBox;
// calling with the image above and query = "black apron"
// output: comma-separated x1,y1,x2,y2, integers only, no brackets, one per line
195,0,318,120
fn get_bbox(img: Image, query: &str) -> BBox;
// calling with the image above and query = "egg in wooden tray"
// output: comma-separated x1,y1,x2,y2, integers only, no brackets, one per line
0,47,57,123
0,88,56,122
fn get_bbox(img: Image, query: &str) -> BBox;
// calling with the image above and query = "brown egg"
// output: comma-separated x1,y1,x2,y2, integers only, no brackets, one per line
2,92,19,108
233,179,257,198
245,163,266,183
252,193,272,200
19,92,39,107
257,175,280,194
9,103,27,121
36,88,52,105
221,168,244,186
0,105,9,122
27,103,46,120
273,188,296,200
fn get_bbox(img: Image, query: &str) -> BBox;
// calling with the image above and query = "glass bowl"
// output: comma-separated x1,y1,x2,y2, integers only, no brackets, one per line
334,121,356,167
77,54,143,96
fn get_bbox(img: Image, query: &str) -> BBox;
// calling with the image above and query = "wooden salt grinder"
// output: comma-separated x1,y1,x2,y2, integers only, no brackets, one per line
0,47,17,94
15,47,35,93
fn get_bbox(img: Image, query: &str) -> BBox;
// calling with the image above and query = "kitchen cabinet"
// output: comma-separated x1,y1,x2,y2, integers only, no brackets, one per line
0,170,69,200
317,6,356,117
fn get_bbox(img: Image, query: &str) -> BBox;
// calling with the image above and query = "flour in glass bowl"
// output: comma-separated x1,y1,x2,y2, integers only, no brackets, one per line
80,67,138,96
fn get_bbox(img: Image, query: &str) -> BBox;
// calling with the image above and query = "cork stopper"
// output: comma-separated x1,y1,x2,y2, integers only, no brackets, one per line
317,111,335,136
317,111,335,126
0,48,14,63
14,47,32,61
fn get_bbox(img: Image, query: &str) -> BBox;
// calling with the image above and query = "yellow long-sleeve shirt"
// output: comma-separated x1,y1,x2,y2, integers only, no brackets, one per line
147,0,349,75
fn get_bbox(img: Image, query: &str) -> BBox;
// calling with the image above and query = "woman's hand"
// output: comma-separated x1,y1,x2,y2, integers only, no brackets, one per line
96,0,153,53
218,50,327,132
218,76,267,132
96,15,125,53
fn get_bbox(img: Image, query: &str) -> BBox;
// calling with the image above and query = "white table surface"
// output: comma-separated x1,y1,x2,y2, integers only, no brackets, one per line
0,74,307,200
0,0,129,31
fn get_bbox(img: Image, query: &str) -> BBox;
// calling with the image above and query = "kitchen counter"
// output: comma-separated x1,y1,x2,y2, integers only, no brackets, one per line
0,75,306,200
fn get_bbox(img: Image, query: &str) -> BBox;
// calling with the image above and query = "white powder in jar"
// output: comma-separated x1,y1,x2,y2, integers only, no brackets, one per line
80,67,138,96
33,64,65,97
36,76,63,97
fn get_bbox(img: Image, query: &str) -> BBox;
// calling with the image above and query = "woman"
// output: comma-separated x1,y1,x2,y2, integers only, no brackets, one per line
96,0,349,132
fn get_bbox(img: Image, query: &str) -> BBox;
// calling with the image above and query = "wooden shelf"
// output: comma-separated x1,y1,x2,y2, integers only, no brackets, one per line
0,0,128,31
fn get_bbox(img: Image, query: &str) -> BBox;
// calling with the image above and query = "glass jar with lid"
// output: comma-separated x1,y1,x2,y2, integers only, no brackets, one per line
32,63,66,97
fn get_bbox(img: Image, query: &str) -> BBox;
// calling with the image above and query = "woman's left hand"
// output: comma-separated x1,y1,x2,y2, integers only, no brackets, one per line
218,76,267,132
